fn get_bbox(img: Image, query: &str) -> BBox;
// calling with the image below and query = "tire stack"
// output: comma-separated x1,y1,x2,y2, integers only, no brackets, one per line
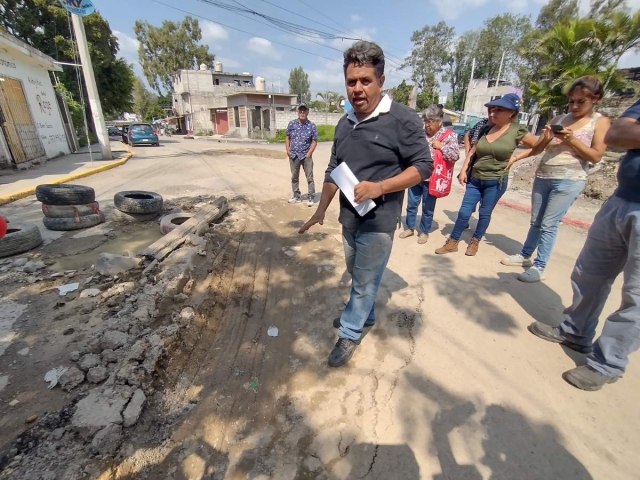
0,221,43,258
36,184,105,231
111,191,163,223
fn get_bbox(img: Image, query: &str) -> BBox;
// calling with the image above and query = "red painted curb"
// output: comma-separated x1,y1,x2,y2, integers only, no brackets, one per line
498,199,592,230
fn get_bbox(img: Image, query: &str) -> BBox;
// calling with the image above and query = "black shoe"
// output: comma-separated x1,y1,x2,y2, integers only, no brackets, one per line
562,365,620,391
332,317,375,329
527,321,593,354
328,338,360,367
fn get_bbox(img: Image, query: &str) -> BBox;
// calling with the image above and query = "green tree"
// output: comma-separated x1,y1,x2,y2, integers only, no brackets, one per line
589,0,628,18
416,90,437,111
473,14,532,83
536,0,579,30
445,31,478,110
308,100,326,111
0,0,134,117
132,78,158,120
403,21,455,108
134,16,214,94
317,91,345,112
526,13,639,114
391,80,412,105
288,66,311,104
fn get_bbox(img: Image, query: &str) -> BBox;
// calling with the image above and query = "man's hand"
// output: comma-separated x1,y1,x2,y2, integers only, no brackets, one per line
299,210,325,233
354,181,383,203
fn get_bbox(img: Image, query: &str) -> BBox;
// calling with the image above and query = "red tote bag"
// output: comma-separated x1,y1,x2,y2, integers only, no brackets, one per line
428,129,455,198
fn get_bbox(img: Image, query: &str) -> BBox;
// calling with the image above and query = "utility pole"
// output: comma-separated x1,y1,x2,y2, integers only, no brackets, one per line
463,58,475,123
491,51,506,102
71,14,112,160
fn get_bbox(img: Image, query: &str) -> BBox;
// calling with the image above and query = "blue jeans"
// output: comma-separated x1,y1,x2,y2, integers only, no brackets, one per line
338,227,394,341
450,176,508,241
405,182,437,233
520,178,585,270
559,196,640,376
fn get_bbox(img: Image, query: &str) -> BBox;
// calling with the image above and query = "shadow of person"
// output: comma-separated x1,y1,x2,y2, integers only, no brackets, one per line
341,443,420,479
483,232,526,257
495,272,565,326
117,438,229,480
480,405,593,480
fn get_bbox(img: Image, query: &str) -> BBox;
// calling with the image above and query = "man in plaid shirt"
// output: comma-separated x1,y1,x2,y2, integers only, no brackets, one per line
464,117,489,156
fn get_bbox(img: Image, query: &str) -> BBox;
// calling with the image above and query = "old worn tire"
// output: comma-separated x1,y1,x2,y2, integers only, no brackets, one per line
43,213,104,231
35,184,95,206
110,209,159,223
160,213,194,235
0,223,43,258
114,191,163,215
42,202,101,218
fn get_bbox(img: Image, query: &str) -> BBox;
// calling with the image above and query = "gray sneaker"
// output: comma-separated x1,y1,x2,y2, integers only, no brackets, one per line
328,338,360,367
501,254,533,268
307,198,314,207
527,321,593,354
562,365,620,391
518,266,546,283
288,196,301,204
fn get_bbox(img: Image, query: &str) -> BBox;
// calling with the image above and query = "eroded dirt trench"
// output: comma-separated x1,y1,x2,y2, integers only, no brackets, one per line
112,199,423,480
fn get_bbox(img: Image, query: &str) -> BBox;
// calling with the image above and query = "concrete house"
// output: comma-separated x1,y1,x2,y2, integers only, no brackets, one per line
0,30,75,169
463,79,524,117
172,62,296,138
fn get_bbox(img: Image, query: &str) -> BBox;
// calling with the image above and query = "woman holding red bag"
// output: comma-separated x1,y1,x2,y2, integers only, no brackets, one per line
399,104,459,244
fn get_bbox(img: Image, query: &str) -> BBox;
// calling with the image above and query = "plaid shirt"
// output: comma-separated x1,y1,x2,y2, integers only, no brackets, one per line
468,118,489,146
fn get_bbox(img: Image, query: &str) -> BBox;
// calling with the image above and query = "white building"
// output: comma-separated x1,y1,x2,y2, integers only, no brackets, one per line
0,30,74,169
463,79,524,117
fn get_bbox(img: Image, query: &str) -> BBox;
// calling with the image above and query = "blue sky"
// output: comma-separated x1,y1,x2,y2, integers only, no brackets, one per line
100,0,640,96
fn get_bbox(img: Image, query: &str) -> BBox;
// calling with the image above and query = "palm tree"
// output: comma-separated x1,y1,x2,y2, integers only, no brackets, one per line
317,91,346,113
526,15,637,115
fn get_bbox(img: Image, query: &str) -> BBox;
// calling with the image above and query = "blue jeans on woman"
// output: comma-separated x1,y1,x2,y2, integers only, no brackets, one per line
520,177,585,270
405,182,437,233
450,176,508,241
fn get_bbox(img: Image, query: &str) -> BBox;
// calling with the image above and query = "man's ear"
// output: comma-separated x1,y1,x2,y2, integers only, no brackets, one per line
378,74,385,88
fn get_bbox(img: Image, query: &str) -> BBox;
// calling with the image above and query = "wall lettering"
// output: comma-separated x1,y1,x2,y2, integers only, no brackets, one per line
27,77,42,87
36,94,52,115
0,58,17,69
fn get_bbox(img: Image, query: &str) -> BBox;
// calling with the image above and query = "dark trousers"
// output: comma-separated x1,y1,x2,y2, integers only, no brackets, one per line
290,157,315,198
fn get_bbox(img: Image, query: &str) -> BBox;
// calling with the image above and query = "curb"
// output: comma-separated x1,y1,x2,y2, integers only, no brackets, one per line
0,147,134,207
498,198,592,230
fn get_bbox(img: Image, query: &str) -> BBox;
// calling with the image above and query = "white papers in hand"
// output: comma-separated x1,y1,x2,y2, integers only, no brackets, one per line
330,162,376,217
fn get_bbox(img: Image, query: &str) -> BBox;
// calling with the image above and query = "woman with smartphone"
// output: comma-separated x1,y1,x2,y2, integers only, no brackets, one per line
501,76,611,282
435,94,541,256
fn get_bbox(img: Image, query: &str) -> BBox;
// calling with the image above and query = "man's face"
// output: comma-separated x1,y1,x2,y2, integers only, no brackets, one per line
345,63,384,116
298,108,308,121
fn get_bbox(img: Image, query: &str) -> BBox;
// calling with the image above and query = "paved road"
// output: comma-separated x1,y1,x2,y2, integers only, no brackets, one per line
1,137,636,479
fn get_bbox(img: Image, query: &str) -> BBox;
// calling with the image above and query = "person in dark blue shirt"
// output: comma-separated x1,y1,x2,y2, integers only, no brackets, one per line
528,98,640,391
299,41,432,368
285,104,318,207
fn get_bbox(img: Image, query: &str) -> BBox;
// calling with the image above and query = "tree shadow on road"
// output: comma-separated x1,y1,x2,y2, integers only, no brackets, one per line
405,371,593,480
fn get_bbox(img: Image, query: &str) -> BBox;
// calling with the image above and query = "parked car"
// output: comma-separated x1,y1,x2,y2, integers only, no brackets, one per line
126,123,159,146
451,122,469,145
107,126,120,137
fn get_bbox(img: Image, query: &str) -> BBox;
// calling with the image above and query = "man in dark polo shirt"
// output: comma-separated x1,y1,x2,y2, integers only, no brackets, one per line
299,41,432,367
528,98,640,391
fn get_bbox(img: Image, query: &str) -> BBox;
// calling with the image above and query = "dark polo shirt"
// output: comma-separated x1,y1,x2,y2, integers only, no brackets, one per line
325,95,433,232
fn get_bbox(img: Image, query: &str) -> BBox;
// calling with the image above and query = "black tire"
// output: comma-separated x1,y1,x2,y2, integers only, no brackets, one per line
0,223,43,258
43,213,104,231
42,202,101,218
114,191,163,215
110,209,159,223
35,184,95,206
160,213,194,235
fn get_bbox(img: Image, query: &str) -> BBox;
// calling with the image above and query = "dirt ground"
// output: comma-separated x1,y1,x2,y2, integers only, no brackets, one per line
0,137,638,480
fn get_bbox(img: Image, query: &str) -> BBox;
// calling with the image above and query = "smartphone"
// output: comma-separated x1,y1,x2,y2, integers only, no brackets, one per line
550,124,564,133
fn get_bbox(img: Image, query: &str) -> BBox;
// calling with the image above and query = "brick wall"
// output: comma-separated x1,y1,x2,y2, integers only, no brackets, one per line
275,111,344,129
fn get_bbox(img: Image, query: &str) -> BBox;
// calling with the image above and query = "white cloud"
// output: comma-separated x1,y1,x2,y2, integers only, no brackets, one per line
216,57,241,69
350,14,362,22
114,30,139,63
201,21,229,43
247,37,282,60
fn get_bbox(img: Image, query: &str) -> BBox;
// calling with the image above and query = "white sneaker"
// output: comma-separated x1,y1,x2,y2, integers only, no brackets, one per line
518,266,546,283
307,198,314,207
501,254,533,268
288,197,301,204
